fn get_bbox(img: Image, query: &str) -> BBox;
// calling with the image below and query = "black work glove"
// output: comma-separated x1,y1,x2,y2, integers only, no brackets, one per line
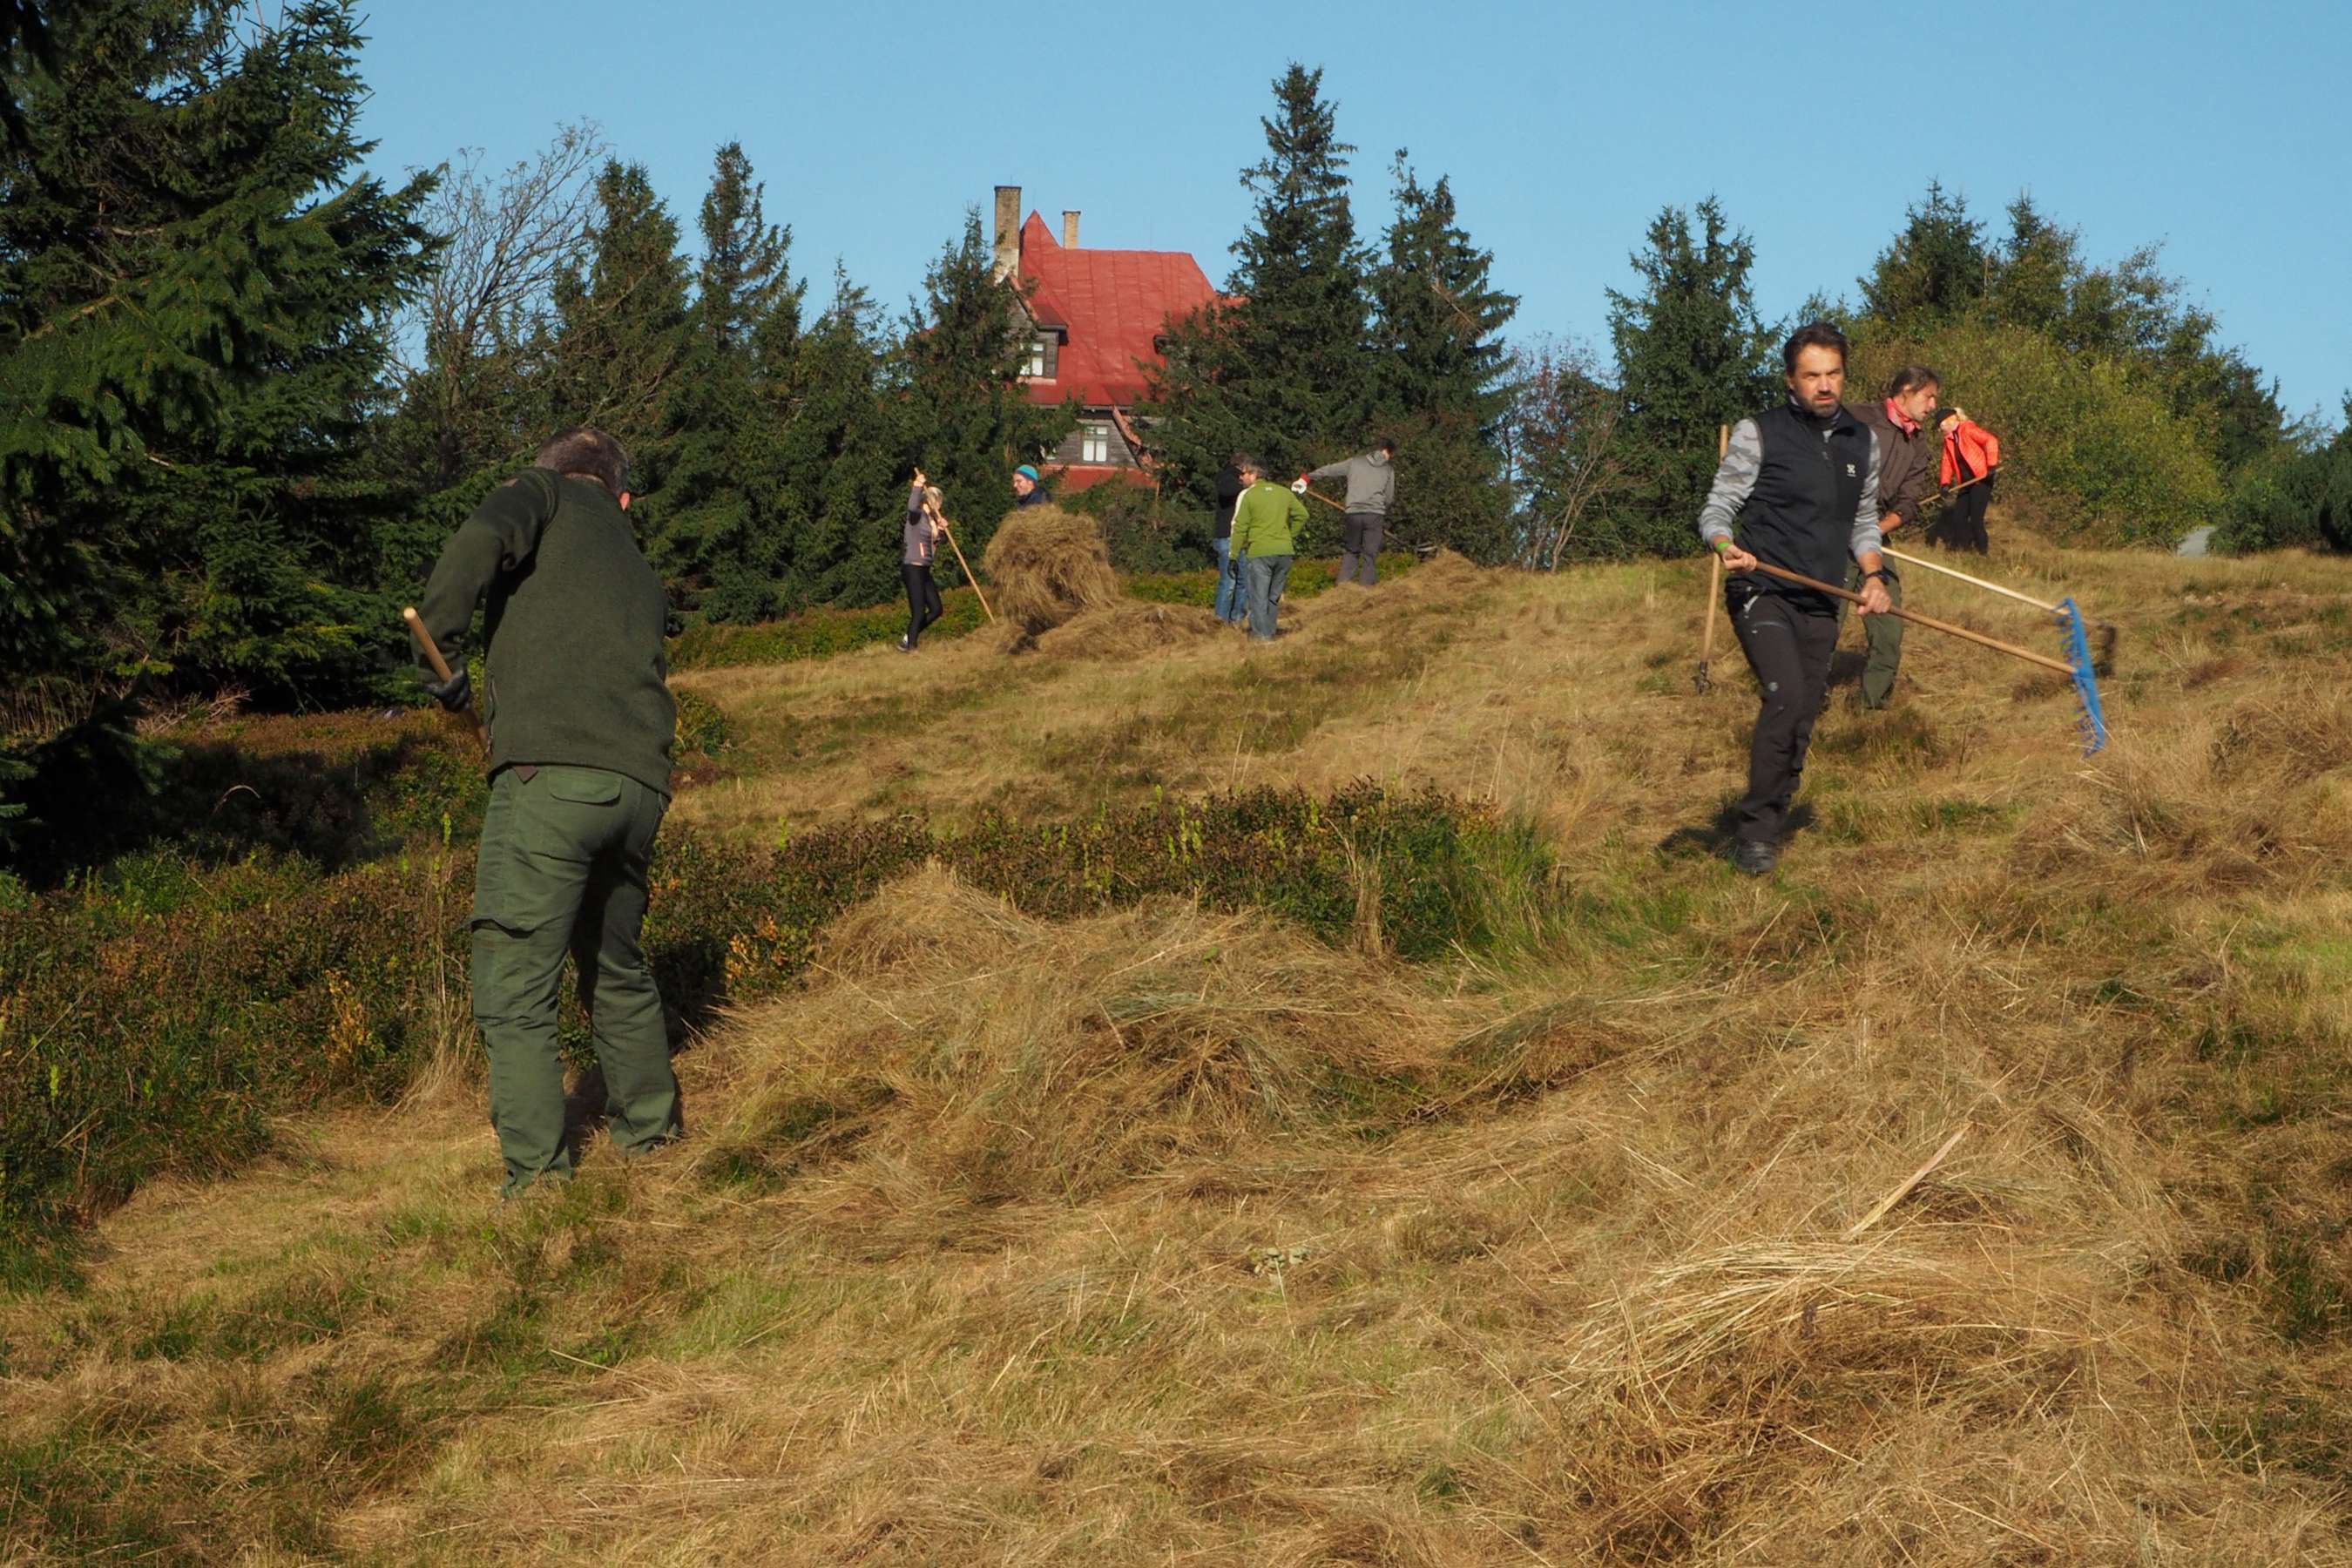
423,666,471,713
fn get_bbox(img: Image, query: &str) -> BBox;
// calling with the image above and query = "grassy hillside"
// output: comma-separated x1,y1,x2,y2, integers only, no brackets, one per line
6,532,2351,1563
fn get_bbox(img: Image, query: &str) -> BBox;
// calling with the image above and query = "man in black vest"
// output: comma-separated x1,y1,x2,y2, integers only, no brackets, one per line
1700,323,1892,875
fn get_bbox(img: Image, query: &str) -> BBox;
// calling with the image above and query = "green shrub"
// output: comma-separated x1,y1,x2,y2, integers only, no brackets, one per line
1854,321,2226,546
2216,425,2352,553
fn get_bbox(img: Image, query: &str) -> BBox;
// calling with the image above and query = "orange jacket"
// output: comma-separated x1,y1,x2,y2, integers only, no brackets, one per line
1940,419,2001,486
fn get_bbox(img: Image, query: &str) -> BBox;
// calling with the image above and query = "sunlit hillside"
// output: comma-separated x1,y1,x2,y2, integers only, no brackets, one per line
7,533,2350,1565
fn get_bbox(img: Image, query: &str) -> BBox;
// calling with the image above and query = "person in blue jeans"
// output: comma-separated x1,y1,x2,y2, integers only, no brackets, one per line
1229,455,1308,640
1210,455,1246,625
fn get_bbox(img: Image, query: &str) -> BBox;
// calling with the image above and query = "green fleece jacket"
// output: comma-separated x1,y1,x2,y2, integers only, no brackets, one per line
417,469,675,796
1230,481,1308,558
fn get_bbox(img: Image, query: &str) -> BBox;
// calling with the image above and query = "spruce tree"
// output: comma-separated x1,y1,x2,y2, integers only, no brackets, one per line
897,209,1071,564
779,267,902,610
1603,198,1774,555
659,142,805,620
0,0,435,733
1146,63,1372,504
1368,154,1518,561
544,161,691,501
1858,180,1990,328
1225,63,1375,478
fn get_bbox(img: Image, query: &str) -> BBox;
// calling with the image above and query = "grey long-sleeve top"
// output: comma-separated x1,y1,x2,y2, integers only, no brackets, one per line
1696,416,1883,563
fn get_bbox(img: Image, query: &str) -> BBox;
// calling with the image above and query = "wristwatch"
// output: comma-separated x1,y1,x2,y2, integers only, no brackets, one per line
1862,568,1892,585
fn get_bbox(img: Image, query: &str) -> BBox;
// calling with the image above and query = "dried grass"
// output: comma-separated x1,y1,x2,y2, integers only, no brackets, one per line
1031,598,1228,658
979,505,1124,652
14,521,2352,1564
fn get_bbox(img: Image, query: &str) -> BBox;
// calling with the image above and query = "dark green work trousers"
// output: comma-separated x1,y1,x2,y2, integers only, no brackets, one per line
470,764,679,1196
1842,560,1906,709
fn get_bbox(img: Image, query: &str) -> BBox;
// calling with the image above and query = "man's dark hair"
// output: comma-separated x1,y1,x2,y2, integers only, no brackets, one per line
536,427,630,496
1375,437,1397,456
1885,364,1941,398
1236,453,1262,476
1227,451,1247,467
1781,321,1849,375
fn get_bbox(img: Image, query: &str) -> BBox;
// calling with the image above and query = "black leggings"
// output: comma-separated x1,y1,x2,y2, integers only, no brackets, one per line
1930,470,1994,554
902,563,943,646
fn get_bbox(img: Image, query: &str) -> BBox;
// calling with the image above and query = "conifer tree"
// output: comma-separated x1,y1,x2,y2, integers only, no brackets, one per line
659,142,805,620
1858,180,1990,328
1603,198,1774,554
897,209,1071,564
0,0,435,729
778,267,902,609
544,161,691,501
1225,64,1375,477
1368,153,1518,561
1146,63,1373,503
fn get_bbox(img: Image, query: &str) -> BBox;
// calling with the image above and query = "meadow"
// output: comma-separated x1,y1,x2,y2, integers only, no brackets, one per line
3,529,2349,1564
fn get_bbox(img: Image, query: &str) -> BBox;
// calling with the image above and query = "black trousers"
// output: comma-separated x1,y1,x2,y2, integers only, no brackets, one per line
1728,588,1839,846
1930,470,1994,554
902,562,943,646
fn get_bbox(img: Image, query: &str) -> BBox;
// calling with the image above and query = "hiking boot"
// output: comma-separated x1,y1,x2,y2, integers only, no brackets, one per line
1732,840,1779,877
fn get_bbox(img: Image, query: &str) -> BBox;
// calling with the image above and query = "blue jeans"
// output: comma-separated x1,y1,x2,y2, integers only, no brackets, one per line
1212,537,1243,622
1243,553,1292,639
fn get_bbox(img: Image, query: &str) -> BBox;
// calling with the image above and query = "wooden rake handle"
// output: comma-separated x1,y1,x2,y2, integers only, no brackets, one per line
1880,545,2059,615
935,517,994,624
402,606,488,750
1741,563,2077,678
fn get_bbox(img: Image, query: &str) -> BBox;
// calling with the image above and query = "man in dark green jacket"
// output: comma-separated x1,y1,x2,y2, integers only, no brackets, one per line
1842,365,1941,709
416,427,679,1199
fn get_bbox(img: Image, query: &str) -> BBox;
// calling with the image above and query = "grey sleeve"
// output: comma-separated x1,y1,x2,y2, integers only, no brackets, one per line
1696,420,1762,546
1850,431,1884,558
1308,459,1349,482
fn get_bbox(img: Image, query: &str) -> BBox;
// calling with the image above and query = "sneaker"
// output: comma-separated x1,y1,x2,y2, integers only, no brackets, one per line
1732,840,1779,876
897,636,914,652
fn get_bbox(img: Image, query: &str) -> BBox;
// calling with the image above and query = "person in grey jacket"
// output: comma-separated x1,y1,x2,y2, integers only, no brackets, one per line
1301,439,1397,585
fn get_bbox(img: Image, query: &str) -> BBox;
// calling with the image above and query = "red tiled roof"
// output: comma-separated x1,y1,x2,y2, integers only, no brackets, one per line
1017,211,1222,409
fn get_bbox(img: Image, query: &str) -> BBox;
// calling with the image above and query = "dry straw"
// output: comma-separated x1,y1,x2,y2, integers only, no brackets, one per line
978,504,1124,652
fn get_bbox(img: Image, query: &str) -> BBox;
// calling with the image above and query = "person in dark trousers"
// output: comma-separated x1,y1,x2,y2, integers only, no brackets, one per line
1700,324,1891,876
1010,463,1050,510
1302,438,1397,585
1231,454,1309,640
1926,409,2000,554
415,428,681,1198
1211,455,1247,625
1842,364,1942,710
900,470,949,651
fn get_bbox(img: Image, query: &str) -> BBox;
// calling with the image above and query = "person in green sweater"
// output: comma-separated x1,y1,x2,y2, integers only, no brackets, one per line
1229,454,1309,641
416,428,680,1200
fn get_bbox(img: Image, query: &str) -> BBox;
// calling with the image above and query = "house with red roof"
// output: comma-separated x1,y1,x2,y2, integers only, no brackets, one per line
990,185,1225,492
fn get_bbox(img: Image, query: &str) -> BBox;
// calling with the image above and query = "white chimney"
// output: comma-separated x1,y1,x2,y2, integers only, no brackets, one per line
1062,210,1080,249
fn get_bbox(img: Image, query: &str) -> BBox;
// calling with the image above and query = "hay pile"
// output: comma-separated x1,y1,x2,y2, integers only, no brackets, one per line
978,504,1123,651
1033,599,1227,658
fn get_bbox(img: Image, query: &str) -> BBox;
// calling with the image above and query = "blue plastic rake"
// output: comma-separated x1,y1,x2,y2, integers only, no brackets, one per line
1874,547,2111,755
1743,558,2113,755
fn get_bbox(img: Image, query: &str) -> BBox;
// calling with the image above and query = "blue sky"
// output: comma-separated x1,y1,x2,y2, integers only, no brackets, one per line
355,0,2349,424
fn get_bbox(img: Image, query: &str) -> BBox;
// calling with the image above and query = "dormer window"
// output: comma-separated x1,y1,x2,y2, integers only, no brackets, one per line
1080,422,1112,464
1023,337,1049,378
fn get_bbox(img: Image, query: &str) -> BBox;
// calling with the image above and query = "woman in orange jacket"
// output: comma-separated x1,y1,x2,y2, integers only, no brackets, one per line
1927,409,2000,554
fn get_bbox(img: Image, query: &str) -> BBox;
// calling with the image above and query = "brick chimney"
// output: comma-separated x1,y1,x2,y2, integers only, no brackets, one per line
1062,210,1080,249
992,186,1021,280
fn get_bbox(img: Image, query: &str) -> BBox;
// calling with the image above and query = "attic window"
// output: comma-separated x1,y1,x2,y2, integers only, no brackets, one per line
1022,337,1049,378
1080,422,1112,463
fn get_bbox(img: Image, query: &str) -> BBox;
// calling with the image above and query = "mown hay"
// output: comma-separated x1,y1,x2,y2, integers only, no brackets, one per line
693,865,1531,1227
1032,599,1227,659
978,505,1123,651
